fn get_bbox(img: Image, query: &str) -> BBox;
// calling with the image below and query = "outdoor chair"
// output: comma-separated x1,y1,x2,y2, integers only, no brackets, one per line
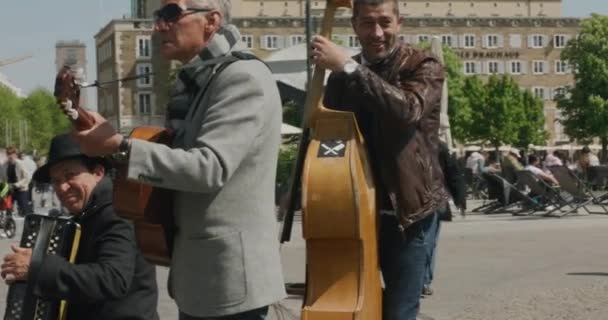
472,172,538,214
547,166,608,214
515,170,578,217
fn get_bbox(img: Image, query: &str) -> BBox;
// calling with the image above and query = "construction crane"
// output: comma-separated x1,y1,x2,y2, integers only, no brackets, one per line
0,54,33,68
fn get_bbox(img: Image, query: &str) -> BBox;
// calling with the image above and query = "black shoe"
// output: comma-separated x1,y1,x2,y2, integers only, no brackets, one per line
422,284,434,296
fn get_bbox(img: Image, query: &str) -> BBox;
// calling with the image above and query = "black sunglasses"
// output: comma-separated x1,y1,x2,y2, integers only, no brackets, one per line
153,3,213,23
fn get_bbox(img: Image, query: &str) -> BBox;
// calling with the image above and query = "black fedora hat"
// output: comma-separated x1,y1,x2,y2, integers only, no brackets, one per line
33,133,106,183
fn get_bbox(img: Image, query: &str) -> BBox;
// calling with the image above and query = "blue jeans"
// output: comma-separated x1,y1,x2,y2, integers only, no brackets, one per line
423,211,442,287
380,212,438,320
178,307,268,320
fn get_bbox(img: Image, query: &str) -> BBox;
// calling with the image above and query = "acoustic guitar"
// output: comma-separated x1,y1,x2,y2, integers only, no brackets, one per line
54,66,172,266
281,0,383,318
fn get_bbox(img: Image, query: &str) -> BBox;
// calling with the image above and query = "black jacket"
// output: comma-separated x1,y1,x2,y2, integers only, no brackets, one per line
438,142,466,215
34,177,159,320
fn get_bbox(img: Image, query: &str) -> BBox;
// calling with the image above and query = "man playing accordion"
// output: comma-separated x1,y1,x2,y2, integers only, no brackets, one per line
1,133,159,320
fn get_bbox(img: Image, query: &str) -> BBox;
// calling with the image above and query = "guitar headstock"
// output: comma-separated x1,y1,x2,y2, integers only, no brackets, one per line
53,65,94,131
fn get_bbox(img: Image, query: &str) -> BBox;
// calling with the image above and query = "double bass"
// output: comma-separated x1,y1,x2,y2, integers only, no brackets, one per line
54,67,172,266
282,0,383,318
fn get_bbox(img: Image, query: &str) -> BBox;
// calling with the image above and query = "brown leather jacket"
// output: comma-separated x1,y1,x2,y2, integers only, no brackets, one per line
324,43,449,231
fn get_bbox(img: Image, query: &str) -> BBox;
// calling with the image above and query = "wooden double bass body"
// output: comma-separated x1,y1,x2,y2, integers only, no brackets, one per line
299,1,382,319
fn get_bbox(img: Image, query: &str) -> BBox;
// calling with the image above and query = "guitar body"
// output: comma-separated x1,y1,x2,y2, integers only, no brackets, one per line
113,126,174,266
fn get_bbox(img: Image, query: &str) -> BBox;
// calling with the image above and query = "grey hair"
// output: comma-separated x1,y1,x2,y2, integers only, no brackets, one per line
188,0,232,24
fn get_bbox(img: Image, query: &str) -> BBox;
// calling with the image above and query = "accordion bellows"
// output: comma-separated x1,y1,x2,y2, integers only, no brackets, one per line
4,214,81,320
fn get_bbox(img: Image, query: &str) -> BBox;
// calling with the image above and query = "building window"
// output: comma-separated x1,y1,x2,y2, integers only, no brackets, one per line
417,35,429,43
136,36,151,58
441,35,454,47
485,34,500,48
289,35,305,46
533,60,546,74
510,60,522,74
136,63,153,87
241,35,253,49
261,35,281,50
488,61,501,74
464,61,477,75
529,34,546,48
463,34,475,48
138,93,152,115
554,34,568,48
348,35,361,48
554,60,568,74
97,41,112,63
553,87,567,99
533,87,546,100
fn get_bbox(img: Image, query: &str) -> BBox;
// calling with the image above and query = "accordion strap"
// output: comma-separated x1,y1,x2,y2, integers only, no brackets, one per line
22,218,56,319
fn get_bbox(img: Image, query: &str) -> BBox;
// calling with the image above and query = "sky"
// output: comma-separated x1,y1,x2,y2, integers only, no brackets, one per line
0,0,607,108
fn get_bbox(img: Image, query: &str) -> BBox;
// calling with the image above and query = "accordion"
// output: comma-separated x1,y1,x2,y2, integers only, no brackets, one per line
4,214,81,320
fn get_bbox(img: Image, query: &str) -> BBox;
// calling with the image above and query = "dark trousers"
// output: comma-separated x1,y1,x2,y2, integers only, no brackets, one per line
380,212,438,320
179,306,268,320
13,190,32,216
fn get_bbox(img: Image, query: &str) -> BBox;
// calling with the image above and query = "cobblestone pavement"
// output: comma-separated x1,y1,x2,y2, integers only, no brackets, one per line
2,197,608,319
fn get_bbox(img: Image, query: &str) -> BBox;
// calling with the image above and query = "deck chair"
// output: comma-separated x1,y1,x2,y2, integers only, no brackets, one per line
547,166,608,214
471,172,534,214
515,170,578,217
486,172,543,215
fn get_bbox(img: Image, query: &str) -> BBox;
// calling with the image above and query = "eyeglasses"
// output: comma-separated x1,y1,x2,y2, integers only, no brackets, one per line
153,3,213,24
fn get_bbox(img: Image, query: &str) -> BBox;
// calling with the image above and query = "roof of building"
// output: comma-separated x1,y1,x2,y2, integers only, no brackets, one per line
0,72,24,97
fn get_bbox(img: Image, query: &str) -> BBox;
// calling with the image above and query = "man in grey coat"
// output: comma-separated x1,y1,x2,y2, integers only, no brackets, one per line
66,0,286,318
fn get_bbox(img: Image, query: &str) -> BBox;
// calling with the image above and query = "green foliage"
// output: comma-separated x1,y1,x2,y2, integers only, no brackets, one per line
466,75,547,149
282,101,302,127
276,142,298,189
517,90,548,147
0,86,71,155
558,14,608,155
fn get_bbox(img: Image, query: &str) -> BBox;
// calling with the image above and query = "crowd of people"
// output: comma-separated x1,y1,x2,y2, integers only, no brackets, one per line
465,146,603,188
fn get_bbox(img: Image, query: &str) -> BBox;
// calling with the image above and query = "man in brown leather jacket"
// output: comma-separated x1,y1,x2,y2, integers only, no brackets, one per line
311,0,448,318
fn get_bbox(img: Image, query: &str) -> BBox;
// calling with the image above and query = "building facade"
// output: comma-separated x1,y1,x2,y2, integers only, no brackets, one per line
103,0,576,144
94,19,171,134
56,40,88,106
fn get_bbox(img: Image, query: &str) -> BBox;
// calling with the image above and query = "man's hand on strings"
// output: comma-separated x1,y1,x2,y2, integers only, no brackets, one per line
310,35,352,72
72,111,124,157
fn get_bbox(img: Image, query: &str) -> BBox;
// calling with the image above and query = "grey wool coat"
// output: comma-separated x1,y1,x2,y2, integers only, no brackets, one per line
125,25,286,317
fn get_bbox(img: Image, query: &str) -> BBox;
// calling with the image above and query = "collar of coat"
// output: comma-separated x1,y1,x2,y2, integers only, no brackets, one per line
178,24,243,84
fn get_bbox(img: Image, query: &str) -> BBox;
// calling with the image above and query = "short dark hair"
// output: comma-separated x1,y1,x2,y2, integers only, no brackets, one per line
77,156,110,176
6,146,17,155
528,155,539,164
352,0,399,19
582,146,591,154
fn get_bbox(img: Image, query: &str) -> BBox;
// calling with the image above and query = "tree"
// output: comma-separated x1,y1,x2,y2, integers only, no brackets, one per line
0,86,23,147
466,75,547,152
443,46,475,144
19,89,71,154
557,14,608,161
516,90,548,148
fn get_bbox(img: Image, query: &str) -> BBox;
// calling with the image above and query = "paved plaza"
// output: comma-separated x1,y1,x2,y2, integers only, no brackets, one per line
2,196,608,319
